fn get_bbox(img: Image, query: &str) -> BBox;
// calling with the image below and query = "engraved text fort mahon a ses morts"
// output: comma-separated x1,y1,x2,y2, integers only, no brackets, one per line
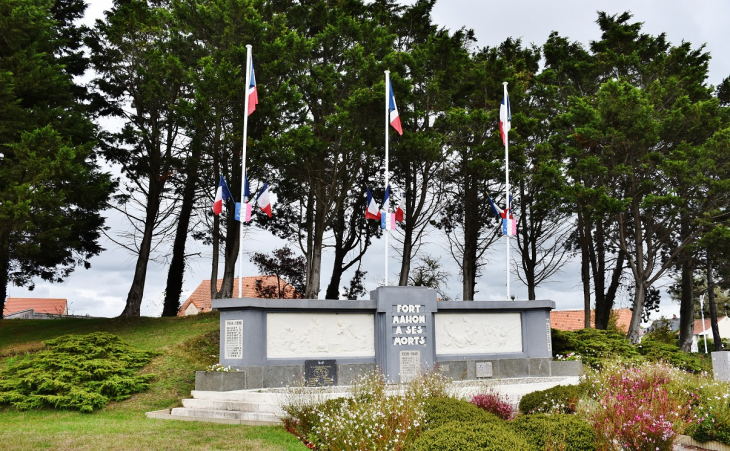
392,304,426,346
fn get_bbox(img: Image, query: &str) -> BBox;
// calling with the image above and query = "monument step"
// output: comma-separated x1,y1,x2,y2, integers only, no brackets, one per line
182,398,283,415
170,407,282,424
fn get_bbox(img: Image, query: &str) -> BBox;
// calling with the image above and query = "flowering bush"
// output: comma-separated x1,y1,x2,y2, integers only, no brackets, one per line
207,363,238,372
555,352,581,361
685,379,730,445
579,360,700,451
518,384,584,415
282,371,451,451
470,389,514,420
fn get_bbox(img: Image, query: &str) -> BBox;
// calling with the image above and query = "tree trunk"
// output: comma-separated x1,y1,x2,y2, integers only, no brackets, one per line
461,174,479,301
398,224,414,286
678,256,695,351
577,208,592,328
304,192,325,299
0,244,9,320
161,145,201,316
325,210,346,299
119,187,162,317
627,282,646,344
708,253,723,351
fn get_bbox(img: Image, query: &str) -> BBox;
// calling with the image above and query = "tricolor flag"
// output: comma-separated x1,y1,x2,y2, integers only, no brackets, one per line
382,185,391,212
212,175,233,215
395,205,404,223
257,181,272,217
365,187,381,220
388,82,403,135
247,58,258,116
500,90,511,145
502,218,517,236
235,202,253,222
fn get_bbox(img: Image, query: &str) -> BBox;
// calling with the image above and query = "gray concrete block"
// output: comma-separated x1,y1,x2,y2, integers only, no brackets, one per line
497,359,529,378
194,371,248,391
528,358,551,376
263,365,304,388
436,360,468,380
550,360,584,377
337,363,377,385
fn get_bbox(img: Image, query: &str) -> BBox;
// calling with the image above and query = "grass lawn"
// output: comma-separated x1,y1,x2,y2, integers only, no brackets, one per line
0,312,307,450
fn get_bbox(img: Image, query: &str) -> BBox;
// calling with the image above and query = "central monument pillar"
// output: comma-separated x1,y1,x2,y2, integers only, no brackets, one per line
373,286,438,383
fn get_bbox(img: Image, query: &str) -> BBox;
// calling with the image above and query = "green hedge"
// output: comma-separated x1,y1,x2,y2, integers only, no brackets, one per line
412,421,531,451
551,328,639,367
422,397,501,430
518,384,584,415
511,414,597,451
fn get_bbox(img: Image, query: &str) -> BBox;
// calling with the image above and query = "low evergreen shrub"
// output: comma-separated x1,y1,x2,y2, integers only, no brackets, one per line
510,414,597,451
411,421,531,451
518,384,584,415
637,338,708,373
423,397,501,430
0,332,155,412
551,328,639,367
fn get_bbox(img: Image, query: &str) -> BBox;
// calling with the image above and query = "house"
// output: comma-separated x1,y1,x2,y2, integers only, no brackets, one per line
550,308,633,333
3,297,68,319
178,276,299,316
693,316,730,339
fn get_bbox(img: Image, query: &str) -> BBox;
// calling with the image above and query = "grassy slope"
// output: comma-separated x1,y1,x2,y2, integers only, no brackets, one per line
0,313,306,451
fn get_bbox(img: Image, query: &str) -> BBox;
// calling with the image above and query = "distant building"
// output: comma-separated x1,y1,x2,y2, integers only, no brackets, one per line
3,297,68,319
178,276,299,316
693,316,730,339
550,308,633,333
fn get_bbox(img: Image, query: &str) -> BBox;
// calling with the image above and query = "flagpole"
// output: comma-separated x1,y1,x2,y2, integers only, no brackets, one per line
504,82,510,300
384,71,390,286
239,45,252,299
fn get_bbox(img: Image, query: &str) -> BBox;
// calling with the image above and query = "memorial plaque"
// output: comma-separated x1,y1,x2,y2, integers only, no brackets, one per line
546,317,552,354
399,350,421,382
305,360,337,387
225,319,243,359
476,362,493,378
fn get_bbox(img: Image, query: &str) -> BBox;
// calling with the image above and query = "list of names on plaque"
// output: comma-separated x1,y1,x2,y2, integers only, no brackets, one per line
399,350,421,382
225,319,243,359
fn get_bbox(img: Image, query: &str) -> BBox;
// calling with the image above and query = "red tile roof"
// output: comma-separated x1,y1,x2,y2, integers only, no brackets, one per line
693,316,728,335
178,276,298,316
4,298,68,316
550,308,632,333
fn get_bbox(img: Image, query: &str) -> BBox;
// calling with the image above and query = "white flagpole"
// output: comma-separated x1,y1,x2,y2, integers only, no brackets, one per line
384,71,390,286
239,44,252,299
504,82,510,300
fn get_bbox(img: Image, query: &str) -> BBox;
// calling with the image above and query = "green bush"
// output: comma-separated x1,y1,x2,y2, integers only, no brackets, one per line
411,421,531,451
551,328,639,367
0,332,154,412
423,397,501,430
637,338,709,373
511,414,597,451
518,384,584,415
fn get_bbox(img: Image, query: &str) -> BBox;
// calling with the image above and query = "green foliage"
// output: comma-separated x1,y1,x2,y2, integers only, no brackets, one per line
551,328,639,367
518,384,585,415
637,338,709,373
510,414,597,451
684,380,730,445
643,317,678,344
422,397,502,430
411,421,531,451
0,332,154,412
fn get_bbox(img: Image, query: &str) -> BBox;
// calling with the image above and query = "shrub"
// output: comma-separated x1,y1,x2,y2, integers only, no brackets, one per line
471,389,514,420
684,380,730,445
423,396,501,430
411,421,531,451
579,360,700,451
518,384,584,415
637,338,708,373
510,414,597,451
551,328,639,368
0,332,154,412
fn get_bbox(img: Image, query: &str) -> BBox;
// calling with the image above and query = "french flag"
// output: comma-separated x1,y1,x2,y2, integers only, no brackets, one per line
500,89,511,145
365,187,381,220
389,82,403,135
236,202,252,222
257,182,272,217
212,175,233,215
247,58,258,116
381,212,397,230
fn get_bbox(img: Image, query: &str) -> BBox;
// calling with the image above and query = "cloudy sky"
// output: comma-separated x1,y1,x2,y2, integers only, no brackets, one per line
8,0,729,319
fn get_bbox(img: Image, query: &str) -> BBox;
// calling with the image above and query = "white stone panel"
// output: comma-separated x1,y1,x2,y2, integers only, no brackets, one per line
435,313,522,355
267,313,375,358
